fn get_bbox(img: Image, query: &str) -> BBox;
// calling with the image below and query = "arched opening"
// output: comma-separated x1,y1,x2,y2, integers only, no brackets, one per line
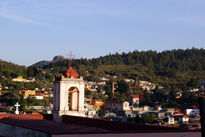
68,87,79,111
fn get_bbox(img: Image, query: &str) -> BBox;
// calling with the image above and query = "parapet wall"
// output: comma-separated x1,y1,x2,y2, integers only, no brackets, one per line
62,115,187,133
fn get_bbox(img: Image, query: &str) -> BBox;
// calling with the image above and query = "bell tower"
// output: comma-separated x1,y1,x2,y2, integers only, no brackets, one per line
53,67,85,122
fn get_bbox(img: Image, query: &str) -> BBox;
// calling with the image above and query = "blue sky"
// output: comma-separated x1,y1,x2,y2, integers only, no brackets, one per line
0,0,205,66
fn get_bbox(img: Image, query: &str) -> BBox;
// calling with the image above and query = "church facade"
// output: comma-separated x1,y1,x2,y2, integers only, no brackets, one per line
53,67,85,121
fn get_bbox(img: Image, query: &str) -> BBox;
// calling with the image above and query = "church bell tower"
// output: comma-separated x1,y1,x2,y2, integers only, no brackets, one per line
53,67,85,122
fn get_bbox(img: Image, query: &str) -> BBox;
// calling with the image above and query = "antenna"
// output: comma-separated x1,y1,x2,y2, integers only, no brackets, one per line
67,51,75,67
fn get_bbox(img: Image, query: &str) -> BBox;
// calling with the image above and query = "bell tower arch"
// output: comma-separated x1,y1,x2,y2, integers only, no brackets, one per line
53,67,85,122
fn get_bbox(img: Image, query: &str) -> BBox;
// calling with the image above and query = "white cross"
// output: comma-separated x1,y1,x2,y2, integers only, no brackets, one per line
14,102,20,115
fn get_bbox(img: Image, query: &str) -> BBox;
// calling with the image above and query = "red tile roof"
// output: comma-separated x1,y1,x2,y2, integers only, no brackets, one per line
64,66,79,78
174,112,184,116
183,115,189,118
132,95,139,98
0,114,43,120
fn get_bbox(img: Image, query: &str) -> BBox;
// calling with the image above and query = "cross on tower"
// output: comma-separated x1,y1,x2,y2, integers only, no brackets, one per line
14,102,20,115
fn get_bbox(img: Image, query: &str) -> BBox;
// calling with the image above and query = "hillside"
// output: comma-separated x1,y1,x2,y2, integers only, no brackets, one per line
32,60,50,68
41,48,205,87
32,56,66,68
0,60,53,91
1,48,205,90
0,60,27,79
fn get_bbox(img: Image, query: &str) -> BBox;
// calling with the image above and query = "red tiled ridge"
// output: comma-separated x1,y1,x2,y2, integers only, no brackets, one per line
0,114,43,120
0,114,12,120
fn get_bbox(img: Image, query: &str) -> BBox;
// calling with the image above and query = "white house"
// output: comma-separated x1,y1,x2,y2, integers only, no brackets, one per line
130,95,139,107
168,117,175,125
186,109,200,116
35,95,44,100
182,115,189,124
105,101,130,112
85,109,97,118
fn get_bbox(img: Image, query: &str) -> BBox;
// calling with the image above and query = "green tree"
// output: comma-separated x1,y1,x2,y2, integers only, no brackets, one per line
20,95,27,112
0,92,20,106
143,113,156,124
117,80,130,94
97,105,108,118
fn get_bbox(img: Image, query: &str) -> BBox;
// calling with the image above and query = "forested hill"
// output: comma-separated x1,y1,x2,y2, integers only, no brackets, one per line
0,60,27,79
1,48,204,89
42,48,205,86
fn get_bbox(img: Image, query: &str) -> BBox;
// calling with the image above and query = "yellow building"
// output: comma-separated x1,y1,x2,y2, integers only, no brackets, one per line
12,76,26,82
18,90,36,98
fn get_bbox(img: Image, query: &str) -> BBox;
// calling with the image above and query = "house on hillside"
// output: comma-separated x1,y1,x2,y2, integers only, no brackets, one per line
168,117,175,125
91,99,104,109
12,76,35,82
123,79,135,83
130,95,139,107
186,109,200,116
137,80,156,91
17,90,36,98
181,115,189,124
105,101,130,112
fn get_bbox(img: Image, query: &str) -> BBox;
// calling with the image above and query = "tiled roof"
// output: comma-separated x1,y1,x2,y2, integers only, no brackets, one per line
0,114,43,120
64,66,79,78
132,95,139,98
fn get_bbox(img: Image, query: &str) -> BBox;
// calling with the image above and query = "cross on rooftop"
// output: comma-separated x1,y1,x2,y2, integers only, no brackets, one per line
14,102,20,115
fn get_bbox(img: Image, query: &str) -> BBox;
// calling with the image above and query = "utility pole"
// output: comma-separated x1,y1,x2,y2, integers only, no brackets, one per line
112,81,115,96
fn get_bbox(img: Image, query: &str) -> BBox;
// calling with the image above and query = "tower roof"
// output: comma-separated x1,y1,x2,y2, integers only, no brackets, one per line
64,67,79,78
132,95,139,98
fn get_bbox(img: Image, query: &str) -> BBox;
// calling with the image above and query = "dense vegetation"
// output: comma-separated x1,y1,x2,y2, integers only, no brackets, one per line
43,48,205,86
0,60,53,91
39,48,205,109
0,48,204,109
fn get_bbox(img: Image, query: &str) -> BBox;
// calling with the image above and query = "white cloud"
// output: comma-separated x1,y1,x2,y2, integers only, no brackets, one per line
0,12,35,23
0,1,35,24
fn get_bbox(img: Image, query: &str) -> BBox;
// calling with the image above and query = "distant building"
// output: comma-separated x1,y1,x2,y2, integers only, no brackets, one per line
100,77,109,81
123,79,135,83
137,80,156,91
181,115,189,124
105,101,130,112
96,82,106,86
166,108,175,116
12,76,35,82
34,95,44,100
85,109,97,118
142,106,153,111
130,95,139,107
84,82,97,91
17,90,36,98
91,99,104,109
186,109,200,116
168,117,175,125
